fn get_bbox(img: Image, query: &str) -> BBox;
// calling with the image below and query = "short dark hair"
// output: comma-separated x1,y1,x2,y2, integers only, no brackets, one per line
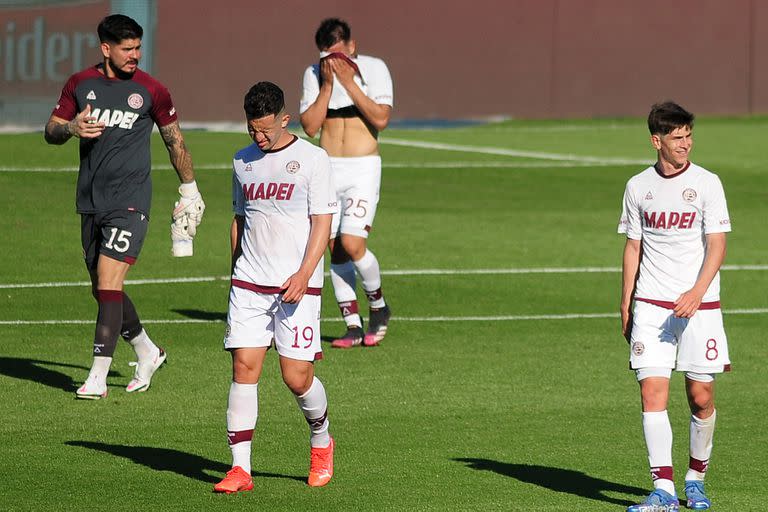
315,18,351,50
97,14,143,44
243,82,285,119
647,101,695,135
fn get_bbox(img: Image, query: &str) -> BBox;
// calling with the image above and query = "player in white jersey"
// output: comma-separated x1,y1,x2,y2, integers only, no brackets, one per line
618,102,731,512
300,18,394,348
214,82,337,493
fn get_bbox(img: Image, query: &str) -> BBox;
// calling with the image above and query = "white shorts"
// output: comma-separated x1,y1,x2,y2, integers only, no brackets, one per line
224,285,322,362
629,300,730,373
329,156,381,239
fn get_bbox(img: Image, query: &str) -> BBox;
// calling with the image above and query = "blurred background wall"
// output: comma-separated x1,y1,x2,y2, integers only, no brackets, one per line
1,0,765,127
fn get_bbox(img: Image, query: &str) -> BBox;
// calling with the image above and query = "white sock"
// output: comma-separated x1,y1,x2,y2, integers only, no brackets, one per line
686,410,716,481
227,382,259,474
330,261,362,327
295,377,331,448
128,329,159,360
643,410,675,496
88,356,113,384
353,249,385,309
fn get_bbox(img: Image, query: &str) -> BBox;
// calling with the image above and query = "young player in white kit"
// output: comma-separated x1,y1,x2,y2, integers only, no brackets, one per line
619,102,731,511
214,82,337,493
300,18,394,348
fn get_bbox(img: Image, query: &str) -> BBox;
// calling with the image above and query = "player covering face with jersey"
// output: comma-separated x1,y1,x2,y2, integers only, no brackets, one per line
299,18,394,349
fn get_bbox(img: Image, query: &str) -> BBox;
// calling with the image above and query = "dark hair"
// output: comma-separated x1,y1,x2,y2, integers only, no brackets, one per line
647,101,695,135
243,82,285,119
315,18,351,50
97,14,143,44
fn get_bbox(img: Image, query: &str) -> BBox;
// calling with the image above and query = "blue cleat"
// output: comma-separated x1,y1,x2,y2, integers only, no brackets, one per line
627,488,680,512
684,480,711,510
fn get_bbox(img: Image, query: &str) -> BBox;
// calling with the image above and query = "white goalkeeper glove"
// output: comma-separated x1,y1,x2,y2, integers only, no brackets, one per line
172,181,206,233
171,181,205,257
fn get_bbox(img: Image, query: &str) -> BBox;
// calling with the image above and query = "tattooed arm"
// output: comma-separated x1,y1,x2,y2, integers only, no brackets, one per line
44,105,104,145
159,121,195,183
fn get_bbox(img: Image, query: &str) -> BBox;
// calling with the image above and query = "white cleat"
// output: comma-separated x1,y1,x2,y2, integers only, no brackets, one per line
126,348,167,393
76,375,108,400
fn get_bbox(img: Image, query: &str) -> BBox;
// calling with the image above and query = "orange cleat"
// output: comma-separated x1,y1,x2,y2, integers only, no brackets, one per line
213,466,254,494
308,438,334,487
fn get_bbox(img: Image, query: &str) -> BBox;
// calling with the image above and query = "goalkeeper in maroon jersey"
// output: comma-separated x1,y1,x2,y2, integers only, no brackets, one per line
44,14,205,399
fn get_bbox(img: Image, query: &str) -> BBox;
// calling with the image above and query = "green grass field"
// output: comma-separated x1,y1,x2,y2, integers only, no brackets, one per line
0,118,766,511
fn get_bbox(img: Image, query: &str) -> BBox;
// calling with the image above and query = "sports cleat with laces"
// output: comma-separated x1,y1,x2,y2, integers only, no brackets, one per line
363,305,391,346
627,489,679,512
684,480,711,510
76,375,108,400
331,326,364,349
126,347,167,393
213,466,253,493
308,438,334,487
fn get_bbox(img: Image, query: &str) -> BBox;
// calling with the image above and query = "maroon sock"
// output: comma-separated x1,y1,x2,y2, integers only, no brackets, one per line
94,290,123,357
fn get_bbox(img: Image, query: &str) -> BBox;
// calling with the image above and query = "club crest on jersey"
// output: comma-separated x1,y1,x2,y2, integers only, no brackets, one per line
86,90,96,100
632,341,645,356
682,188,697,202
286,160,300,174
127,93,144,109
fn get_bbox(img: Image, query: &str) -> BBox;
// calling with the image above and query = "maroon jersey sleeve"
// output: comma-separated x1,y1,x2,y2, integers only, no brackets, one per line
149,82,178,127
52,74,78,121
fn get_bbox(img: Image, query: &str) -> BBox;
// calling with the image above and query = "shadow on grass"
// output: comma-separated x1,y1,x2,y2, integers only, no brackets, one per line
65,441,305,484
454,458,647,507
172,309,227,322
0,357,121,393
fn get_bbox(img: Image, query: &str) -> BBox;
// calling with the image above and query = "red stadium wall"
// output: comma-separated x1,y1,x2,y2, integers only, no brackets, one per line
2,0,767,123
152,0,768,121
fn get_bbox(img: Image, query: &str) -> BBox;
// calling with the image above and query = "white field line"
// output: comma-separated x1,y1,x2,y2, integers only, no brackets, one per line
0,160,636,172
0,136,648,172
379,137,650,165
1,265,766,290
1,308,766,326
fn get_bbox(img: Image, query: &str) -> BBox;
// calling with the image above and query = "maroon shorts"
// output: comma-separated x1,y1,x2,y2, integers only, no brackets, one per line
81,210,149,270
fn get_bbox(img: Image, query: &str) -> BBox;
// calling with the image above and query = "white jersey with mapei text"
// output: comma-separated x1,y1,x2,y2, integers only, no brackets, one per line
299,54,393,113
232,137,337,289
618,162,731,303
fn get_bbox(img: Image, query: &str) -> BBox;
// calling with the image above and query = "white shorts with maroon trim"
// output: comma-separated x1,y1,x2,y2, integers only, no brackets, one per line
629,299,730,373
224,282,322,362
330,156,381,239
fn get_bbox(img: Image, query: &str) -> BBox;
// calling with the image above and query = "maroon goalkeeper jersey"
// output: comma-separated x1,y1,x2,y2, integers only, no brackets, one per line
51,63,178,217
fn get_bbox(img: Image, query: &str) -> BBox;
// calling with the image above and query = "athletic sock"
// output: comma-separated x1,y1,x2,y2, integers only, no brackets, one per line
295,377,331,448
353,249,386,309
330,261,362,327
127,328,159,361
87,355,113,385
226,382,258,474
94,290,123,358
686,410,716,481
120,293,143,341
643,410,675,496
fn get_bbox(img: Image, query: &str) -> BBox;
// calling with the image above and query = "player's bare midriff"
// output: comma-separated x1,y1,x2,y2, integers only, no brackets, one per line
319,116,379,157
